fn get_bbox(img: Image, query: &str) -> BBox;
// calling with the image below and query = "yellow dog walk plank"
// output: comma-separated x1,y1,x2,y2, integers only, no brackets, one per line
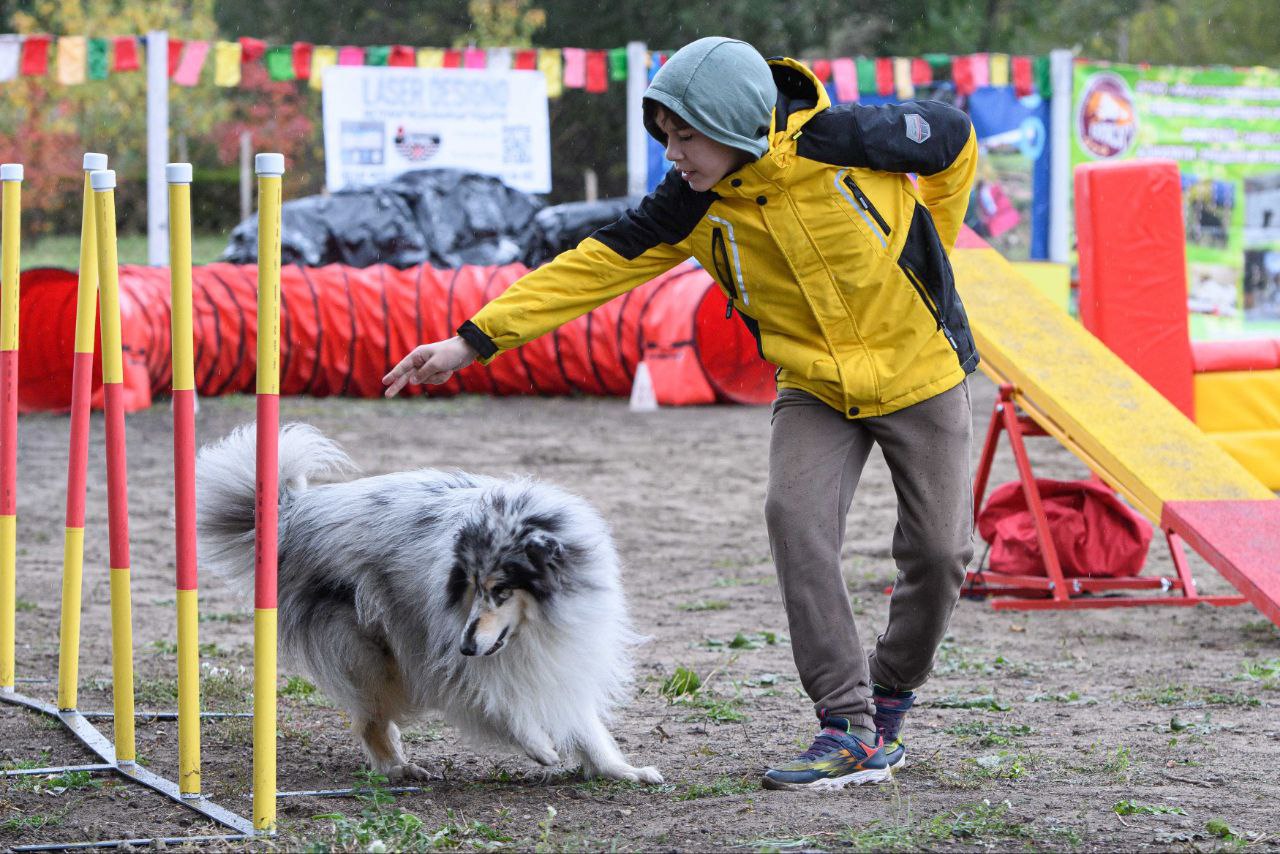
951,247,1274,524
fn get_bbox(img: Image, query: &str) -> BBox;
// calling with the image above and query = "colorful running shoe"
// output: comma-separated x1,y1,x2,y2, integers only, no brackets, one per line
761,716,890,790
873,686,916,770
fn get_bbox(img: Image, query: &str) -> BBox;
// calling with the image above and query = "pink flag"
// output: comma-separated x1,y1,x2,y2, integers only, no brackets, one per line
970,53,990,88
172,40,209,86
338,45,364,66
463,48,486,69
562,47,586,88
831,57,858,103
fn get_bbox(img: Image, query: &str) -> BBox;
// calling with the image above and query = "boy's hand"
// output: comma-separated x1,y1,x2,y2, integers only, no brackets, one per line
383,336,478,397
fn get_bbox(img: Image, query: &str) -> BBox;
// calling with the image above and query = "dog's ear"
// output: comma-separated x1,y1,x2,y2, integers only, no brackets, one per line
524,531,565,574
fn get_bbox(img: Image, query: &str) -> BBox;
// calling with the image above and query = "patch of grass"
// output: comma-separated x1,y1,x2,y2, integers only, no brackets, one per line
927,799,1030,843
679,599,730,612
1138,683,1262,708
931,694,1011,711
677,775,755,800
936,642,1032,677
970,751,1029,781
660,666,701,698
944,720,1033,747
7,769,101,794
1114,800,1186,816
1206,818,1243,843
150,639,179,655
840,821,919,852
24,232,229,270
711,575,773,587
702,631,784,650
198,610,251,624
1103,745,1132,779
1024,690,1098,705
14,598,36,612
282,675,317,699
675,692,748,724
135,676,179,707
0,812,61,832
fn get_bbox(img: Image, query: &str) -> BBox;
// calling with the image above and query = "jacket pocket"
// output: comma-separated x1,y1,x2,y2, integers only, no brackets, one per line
835,170,891,249
710,225,740,317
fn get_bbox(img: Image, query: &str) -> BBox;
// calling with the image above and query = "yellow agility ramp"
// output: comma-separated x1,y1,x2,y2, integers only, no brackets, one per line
952,242,1279,625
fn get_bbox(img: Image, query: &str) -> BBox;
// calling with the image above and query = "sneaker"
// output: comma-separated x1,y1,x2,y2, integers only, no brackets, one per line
761,716,890,791
873,686,916,770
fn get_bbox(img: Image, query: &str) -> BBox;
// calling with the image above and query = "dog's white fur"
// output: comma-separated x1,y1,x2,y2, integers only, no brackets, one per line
195,423,662,784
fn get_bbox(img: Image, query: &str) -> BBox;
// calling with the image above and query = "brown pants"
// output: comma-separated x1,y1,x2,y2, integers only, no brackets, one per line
765,381,974,732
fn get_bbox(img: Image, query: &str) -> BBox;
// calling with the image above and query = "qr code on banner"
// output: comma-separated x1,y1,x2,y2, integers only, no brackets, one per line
503,125,532,164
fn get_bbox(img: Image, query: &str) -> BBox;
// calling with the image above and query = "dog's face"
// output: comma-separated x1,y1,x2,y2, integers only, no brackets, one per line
450,510,566,657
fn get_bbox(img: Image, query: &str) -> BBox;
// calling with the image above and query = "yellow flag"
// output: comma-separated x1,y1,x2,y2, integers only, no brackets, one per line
57,36,86,86
309,45,337,91
893,57,913,99
416,48,444,68
989,53,1010,87
538,48,562,98
214,41,242,87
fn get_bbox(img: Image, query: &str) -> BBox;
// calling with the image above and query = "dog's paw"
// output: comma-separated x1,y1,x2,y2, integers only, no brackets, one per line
631,765,664,785
596,764,665,785
386,762,433,783
524,745,561,767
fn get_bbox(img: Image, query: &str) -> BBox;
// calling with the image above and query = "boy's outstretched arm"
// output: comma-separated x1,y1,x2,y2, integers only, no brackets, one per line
797,100,978,252
383,168,709,396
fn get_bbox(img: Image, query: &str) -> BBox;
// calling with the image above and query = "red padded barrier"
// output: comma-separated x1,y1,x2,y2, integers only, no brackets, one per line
1191,338,1280,373
15,262,776,412
1075,160,1196,419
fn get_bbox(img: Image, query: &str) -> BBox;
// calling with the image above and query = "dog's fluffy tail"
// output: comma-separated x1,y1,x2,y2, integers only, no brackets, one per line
196,422,353,589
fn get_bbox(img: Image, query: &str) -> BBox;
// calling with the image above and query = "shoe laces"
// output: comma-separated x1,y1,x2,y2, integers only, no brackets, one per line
799,727,858,762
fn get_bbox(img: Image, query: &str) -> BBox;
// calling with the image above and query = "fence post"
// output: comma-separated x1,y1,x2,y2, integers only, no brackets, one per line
626,41,648,197
146,31,170,266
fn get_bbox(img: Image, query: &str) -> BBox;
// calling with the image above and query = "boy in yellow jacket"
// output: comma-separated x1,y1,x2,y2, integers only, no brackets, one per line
384,36,979,791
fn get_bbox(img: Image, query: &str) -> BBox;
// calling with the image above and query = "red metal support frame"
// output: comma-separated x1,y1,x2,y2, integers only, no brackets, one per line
964,384,1247,611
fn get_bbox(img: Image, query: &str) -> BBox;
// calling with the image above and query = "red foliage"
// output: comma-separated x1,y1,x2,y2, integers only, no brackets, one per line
213,65,316,172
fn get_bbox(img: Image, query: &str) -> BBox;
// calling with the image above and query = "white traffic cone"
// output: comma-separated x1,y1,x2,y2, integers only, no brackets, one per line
629,361,658,412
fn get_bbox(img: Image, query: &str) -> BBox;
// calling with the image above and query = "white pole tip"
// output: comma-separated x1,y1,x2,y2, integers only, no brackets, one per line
254,153,285,177
0,164,23,182
90,170,116,191
166,163,193,184
82,153,108,171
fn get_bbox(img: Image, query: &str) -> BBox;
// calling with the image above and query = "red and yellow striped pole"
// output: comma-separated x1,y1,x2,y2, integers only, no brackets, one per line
91,169,136,763
57,153,107,711
0,163,21,695
253,152,284,833
168,163,201,796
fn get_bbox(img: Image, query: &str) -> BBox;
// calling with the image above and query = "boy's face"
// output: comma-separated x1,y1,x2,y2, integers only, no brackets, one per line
656,112,752,193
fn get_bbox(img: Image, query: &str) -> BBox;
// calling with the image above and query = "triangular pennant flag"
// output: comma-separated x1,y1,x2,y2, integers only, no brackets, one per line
513,49,536,70
113,36,139,72
970,53,990,88
951,55,975,96
1012,55,1033,97
608,47,627,81
0,35,21,81
911,57,932,86
585,49,607,92
989,52,1010,87
87,37,108,80
239,37,266,65
173,40,210,86
417,48,444,68
365,45,390,66
167,38,184,77
810,58,831,84
893,57,913,98
855,57,877,95
292,42,313,80
338,45,364,66
389,45,416,67
214,40,242,87
562,47,585,88
442,48,461,68
538,48,562,97
487,47,512,71
831,57,858,103
1033,55,1051,98
309,45,336,90
20,35,51,76
56,36,86,85
463,47,485,69
264,44,294,80
874,57,893,96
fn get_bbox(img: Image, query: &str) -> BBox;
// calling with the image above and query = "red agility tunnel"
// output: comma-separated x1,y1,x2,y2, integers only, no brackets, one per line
16,262,775,412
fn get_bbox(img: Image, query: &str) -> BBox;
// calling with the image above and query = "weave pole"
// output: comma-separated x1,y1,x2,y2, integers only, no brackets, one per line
56,153,107,712
90,169,137,763
167,162,202,797
0,163,21,695
253,151,284,833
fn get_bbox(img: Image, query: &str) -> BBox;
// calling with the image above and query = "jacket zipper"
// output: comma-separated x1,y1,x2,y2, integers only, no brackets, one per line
903,263,959,348
842,175,892,239
711,227,739,318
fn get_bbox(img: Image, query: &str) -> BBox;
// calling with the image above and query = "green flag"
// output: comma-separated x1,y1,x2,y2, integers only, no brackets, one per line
365,45,390,66
265,45,294,81
855,57,877,95
87,38,109,80
1033,55,1051,98
608,47,627,81
923,52,951,79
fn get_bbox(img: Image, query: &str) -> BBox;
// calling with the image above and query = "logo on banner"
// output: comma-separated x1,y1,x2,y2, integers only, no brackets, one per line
393,126,442,162
1077,72,1137,159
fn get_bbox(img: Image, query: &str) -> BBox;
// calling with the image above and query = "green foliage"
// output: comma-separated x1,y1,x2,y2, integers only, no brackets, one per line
931,694,1012,711
679,599,729,612
944,720,1033,747
1113,800,1186,816
660,667,700,698
1206,818,1242,841
677,775,756,800
282,675,317,699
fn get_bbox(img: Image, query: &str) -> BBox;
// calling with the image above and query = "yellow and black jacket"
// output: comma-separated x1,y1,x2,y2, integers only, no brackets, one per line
460,58,980,418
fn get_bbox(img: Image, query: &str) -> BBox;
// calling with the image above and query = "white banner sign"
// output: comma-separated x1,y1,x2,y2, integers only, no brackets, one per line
322,66,551,193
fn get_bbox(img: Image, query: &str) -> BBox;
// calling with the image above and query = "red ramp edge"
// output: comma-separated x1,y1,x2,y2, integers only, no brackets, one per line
1162,500,1280,628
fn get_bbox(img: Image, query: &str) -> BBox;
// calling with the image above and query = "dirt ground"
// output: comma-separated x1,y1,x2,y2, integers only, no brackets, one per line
2,377,1278,852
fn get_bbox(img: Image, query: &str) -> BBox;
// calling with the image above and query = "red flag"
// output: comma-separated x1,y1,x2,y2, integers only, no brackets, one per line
442,48,461,68
514,49,537,70
1012,55,1033,97
113,36,139,71
293,42,313,80
585,49,607,92
389,45,415,67
951,55,975,96
20,35,50,76
238,36,266,64
168,39,184,77
911,57,932,85
811,58,831,84
874,57,893,96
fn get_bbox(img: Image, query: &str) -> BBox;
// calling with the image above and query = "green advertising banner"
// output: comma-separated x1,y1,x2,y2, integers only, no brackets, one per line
1072,61,1280,339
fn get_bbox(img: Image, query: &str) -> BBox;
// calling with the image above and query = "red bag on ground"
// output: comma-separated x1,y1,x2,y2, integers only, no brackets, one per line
976,479,1153,578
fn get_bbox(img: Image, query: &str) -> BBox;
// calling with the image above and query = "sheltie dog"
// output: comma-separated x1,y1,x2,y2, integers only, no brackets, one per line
195,423,662,784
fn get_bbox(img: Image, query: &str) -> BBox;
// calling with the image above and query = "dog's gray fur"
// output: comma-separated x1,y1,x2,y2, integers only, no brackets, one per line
196,423,661,784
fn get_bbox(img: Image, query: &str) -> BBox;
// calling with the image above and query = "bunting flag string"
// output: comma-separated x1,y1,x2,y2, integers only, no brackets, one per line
0,32,1049,102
